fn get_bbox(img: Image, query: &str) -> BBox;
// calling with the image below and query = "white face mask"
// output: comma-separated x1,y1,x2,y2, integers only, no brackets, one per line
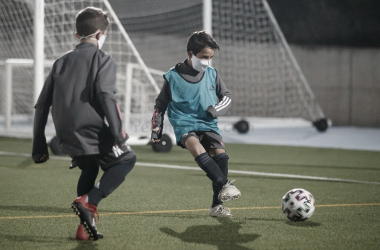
191,54,210,72
78,30,106,49
97,35,106,49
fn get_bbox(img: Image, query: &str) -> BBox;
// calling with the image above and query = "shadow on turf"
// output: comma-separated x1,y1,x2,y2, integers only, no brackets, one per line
0,233,70,244
285,220,321,227
0,233,99,249
160,218,259,250
0,205,70,214
16,158,35,168
70,240,99,250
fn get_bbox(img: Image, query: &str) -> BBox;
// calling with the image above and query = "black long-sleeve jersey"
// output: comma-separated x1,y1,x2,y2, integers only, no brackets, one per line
32,42,128,159
152,59,232,135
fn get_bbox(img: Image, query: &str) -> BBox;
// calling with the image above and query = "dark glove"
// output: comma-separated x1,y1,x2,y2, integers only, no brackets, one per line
32,153,49,164
151,130,161,144
206,105,218,118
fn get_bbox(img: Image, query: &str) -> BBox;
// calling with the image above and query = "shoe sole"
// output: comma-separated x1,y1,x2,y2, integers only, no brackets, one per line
71,202,99,241
209,214,233,218
218,193,241,203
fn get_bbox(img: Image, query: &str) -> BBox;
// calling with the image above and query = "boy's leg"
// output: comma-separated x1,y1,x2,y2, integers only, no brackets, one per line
87,153,136,206
72,148,136,240
203,132,240,206
210,151,229,207
71,156,99,240
74,156,99,197
182,133,228,189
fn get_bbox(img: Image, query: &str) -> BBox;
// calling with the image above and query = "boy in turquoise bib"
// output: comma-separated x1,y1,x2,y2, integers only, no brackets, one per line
151,31,241,217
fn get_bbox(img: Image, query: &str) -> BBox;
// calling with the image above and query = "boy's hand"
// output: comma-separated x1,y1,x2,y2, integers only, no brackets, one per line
206,105,217,118
151,127,161,144
33,153,49,164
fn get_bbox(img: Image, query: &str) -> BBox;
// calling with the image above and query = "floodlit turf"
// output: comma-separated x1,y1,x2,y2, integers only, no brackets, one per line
0,137,379,249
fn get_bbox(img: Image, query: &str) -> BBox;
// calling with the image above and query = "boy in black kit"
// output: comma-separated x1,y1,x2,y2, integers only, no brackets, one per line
151,31,241,218
32,7,136,240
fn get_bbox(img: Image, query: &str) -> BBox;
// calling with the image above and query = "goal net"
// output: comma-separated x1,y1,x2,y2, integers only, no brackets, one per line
0,0,163,138
0,0,326,139
115,0,325,126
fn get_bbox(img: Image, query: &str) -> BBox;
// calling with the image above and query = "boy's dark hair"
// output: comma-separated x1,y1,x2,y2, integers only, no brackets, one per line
187,31,220,55
75,7,109,37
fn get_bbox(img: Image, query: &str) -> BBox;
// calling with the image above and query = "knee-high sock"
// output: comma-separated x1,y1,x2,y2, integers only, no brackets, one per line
88,155,136,206
77,158,99,197
211,153,229,207
195,152,227,189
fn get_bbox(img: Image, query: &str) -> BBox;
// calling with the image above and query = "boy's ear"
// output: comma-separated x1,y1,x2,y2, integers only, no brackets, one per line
96,29,107,40
95,32,102,40
187,51,193,58
75,33,80,40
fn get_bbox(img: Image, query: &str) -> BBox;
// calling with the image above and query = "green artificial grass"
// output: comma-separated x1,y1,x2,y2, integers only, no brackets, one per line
0,137,379,249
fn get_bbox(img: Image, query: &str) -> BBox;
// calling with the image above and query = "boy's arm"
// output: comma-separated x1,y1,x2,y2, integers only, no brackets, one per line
151,77,171,143
32,70,54,163
95,57,128,147
206,72,232,118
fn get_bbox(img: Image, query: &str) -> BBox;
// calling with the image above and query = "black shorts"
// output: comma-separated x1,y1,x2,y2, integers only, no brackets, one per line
71,144,136,171
178,131,225,151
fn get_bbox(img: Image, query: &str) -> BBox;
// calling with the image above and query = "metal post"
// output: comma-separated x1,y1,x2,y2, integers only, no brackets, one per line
203,0,212,35
203,0,213,67
5,62,13,131
124,64,133,133
34,0,45,105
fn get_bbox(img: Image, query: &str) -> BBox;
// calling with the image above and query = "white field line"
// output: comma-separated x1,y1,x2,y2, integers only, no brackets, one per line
1,151,379,185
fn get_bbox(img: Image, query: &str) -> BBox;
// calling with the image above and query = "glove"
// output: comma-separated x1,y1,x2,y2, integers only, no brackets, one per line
33,153,49,164
151,127,162,144
206,105,218,118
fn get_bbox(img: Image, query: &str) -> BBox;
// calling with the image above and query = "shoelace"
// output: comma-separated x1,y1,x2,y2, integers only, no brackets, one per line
87,203,100,222
225,179,236,187
227,180,236,185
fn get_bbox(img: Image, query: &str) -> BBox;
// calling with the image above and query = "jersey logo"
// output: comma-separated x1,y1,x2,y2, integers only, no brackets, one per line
209,85,215,90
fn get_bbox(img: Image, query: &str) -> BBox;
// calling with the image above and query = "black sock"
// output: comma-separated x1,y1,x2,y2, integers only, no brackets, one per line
88,155,136,206
195,152,227,189
211,153,229,207
77,158,99,197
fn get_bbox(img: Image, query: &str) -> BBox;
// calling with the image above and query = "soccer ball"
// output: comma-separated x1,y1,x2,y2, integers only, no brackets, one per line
281,188,315,221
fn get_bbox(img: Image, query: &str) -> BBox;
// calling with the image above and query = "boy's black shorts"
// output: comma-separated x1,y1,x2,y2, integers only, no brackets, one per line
178,131,225,151
71,145,136,171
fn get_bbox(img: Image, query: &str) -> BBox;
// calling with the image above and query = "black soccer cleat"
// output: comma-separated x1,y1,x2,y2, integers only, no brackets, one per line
71,194,101,241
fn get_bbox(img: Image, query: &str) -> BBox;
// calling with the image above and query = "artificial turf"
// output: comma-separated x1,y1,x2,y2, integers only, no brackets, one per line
0,137,379,249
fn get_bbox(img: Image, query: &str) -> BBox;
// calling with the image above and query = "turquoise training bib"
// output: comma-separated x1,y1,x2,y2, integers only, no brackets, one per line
165,67,220,142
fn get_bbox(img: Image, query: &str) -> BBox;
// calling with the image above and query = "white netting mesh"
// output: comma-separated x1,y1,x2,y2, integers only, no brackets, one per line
0,0,161,136
212,0,322,120
0,0,324,137
115,0,324,121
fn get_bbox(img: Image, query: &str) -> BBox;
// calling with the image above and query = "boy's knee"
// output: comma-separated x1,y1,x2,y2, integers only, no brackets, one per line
212,153,229,161
119,154,136,176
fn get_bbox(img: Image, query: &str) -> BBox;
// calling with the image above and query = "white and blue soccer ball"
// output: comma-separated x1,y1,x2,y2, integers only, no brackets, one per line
281,188,315,221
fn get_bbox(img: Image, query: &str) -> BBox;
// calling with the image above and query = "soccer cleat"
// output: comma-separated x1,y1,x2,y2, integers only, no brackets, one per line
71,195,101,241
208,205,233,218
218,179,241,203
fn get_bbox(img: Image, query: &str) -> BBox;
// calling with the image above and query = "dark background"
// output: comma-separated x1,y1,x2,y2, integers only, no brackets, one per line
267,0,380,47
